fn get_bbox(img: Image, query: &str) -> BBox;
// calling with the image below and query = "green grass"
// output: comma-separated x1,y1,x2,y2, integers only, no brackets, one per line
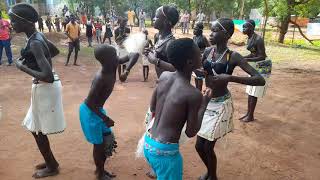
265,43,320,63
58,46,94,57
283,39,320,47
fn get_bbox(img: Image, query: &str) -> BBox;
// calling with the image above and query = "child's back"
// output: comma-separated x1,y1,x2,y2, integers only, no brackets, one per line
150,71,202,143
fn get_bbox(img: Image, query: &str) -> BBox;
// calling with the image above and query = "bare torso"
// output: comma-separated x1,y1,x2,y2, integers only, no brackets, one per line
85,70,116,108
150,72,201,143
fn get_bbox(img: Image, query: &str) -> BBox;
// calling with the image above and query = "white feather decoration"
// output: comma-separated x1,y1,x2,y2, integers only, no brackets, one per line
123,32,147,54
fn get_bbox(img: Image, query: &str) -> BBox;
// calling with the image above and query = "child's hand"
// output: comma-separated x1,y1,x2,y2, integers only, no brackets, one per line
104,116,115,127
203,88,213,99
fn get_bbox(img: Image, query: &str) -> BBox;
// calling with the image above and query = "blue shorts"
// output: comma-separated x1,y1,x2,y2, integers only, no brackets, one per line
144,134,182,180
79,102,111,144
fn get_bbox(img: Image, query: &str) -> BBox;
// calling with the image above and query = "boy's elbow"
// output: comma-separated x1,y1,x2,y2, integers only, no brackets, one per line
185,131,196,138
44,73,54,83
258,77,266,86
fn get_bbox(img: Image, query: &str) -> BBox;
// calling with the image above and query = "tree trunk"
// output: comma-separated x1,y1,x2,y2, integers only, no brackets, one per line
239,0,245,19
278,15,290,43
262,0,269,39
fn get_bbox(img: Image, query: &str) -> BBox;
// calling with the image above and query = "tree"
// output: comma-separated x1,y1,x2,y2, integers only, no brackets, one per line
270,0,320,43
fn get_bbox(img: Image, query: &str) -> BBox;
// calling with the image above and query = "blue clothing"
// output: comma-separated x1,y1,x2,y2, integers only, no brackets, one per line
0,39,13,64
79,102,112,144
144,134,182,180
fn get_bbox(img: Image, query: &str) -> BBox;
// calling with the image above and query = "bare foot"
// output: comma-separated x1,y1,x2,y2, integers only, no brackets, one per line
73,63,80,66
104,170,116,178
146,171,156,179
241,116,254,123
35,163,46,170
239,114,248,120
95,170,116,178
199,172,209,180
97,174,112,180
32,167,59,179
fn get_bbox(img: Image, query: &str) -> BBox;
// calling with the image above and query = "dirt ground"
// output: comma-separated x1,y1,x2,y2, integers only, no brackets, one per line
0,29,320,180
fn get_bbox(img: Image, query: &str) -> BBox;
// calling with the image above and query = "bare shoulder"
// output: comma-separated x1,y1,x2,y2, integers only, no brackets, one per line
187,87,202,104
158,71,174,82
230,51,244,65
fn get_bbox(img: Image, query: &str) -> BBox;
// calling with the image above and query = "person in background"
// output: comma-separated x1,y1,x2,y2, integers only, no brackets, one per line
65,14,81,66
0,11,13,66
192,22,210,91
103,17,113,44
240,19,272,123
86,20,93,47
196,11,206,24
127,8,135,31
94,19,103,44
38,17,44,32
54,15,61,32
81,13,87,28
139,9,146,31
182,11,190,34
45,15,55,32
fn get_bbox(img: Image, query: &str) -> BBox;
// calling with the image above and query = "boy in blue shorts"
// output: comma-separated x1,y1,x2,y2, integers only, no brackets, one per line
79,44,133,180
144,38,212,180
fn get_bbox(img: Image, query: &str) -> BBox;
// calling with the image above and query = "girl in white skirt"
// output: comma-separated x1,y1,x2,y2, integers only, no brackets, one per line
240,19,272,123
9,3,65,178
195,18,265,180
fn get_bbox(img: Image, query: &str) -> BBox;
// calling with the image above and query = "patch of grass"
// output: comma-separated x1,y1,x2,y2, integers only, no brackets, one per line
265,42,320,63
58,46,94,57
283,39,320,47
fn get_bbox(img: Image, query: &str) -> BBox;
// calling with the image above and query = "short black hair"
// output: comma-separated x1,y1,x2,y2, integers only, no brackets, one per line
94,44,117,63
167,38,196,71
162,5,179,27
217,18,234,38
195,22,204,30
246,19,256,28
11,3,39,23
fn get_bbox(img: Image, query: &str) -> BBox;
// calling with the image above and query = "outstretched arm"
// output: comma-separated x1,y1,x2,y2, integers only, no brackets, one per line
229,52,265,86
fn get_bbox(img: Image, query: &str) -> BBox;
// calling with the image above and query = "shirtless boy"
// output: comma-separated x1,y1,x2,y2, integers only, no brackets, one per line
144,38,212,180
79,44,133,180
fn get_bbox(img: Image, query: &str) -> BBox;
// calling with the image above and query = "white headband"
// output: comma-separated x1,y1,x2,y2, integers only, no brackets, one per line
9,9,34,24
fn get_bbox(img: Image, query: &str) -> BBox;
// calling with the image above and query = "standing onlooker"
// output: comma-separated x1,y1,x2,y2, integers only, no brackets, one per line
54,15,61,32
182,11,190,34
94,19,103,44
179,11,185,33
81,13,87,28
0,12,13,66
127,8,135,31
38,17,44,32
62,5,68,17
46,15,55,32
191,10,197,29
86,20,93,47
62,15,70,31
139,10,146,31
196,11,206,24
103,17,113,44
65,14,81,66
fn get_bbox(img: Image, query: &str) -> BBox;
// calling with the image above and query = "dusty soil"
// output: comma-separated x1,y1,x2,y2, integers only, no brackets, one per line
0,29,320,180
